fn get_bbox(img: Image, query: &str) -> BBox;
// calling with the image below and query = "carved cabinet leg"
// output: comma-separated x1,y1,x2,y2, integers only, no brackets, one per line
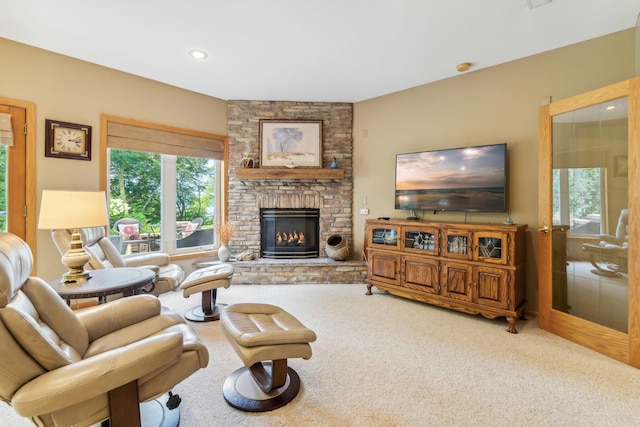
506,317,518,334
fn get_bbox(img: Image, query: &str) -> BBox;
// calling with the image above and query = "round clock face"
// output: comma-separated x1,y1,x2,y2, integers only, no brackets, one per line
54,127,86,154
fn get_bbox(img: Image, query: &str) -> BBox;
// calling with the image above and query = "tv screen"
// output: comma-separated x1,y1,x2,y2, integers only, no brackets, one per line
395,143,507,212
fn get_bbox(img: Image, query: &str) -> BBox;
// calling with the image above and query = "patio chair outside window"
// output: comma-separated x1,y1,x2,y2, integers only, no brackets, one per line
113,218,150,254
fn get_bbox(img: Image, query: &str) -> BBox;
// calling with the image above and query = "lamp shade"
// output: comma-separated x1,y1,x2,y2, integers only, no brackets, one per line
38,190,109,230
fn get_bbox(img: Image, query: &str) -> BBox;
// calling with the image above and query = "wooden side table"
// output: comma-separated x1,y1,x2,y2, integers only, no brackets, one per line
48,267,156,304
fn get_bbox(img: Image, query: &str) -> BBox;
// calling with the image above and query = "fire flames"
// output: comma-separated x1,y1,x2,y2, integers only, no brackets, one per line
276,230,305,246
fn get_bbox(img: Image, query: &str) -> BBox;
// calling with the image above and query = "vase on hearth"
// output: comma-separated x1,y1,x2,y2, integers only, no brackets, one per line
326,234,350,261
218,243,231,262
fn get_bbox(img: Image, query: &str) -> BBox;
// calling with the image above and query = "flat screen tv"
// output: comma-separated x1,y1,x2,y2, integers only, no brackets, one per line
395,143,507,212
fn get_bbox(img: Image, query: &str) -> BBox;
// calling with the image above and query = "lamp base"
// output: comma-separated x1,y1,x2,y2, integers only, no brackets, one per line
60,228,92,284
62,270,92,284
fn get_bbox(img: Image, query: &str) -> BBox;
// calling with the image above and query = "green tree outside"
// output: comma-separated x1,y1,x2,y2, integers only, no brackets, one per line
552,167,602,232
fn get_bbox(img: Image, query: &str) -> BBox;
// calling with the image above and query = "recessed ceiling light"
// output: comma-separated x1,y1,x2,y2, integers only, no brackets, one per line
189,49,208,60
606,105,616,110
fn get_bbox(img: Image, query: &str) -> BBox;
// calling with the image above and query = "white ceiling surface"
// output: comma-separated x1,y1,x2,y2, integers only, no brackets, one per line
0,0,638,103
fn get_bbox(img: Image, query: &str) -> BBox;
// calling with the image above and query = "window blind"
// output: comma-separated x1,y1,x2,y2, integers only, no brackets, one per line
106,121,225,160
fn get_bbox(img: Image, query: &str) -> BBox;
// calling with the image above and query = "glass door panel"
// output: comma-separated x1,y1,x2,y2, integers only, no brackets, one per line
551,98,628,333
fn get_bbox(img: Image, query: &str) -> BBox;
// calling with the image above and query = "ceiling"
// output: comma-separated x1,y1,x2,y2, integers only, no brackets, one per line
0,0,638,103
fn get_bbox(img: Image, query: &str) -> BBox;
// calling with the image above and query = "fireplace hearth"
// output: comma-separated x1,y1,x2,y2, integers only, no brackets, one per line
260,208,320,259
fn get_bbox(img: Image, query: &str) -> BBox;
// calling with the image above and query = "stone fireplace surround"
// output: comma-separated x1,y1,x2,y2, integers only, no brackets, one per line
226,100,367,284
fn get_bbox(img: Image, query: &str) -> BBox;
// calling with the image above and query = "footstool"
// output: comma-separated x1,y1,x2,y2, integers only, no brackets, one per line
179,263,234,322
220,303,317,412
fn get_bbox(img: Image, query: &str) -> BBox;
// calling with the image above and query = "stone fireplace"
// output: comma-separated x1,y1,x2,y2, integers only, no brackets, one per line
225,100,367,284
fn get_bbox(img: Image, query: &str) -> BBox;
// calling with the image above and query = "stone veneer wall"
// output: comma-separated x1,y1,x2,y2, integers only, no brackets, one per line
227,100,367,284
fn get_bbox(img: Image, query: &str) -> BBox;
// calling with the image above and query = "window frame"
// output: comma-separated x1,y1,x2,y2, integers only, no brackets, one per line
100,114,228,260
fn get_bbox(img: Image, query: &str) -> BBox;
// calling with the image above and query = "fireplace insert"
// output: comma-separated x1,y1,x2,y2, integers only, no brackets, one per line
260,208,320,259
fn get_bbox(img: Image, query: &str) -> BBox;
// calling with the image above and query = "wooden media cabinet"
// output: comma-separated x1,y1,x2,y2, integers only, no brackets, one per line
365,218,527,333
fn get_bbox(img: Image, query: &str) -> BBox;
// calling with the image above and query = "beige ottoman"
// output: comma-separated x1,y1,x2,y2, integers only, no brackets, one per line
220,303,317,412
179,263,234,322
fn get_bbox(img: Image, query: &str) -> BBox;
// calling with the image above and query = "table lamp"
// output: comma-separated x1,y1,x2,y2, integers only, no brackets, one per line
37,190,109,283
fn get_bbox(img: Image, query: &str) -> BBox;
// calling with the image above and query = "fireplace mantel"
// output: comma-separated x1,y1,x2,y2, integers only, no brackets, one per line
235,168,344,180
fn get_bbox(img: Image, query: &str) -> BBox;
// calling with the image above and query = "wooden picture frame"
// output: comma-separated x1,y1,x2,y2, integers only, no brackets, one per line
45,119,92,161
614,155,628,177
259,119,322,168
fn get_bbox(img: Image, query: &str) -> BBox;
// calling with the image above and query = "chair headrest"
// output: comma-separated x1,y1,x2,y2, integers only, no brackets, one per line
80,226,107,246
0,233,33,307
619,209,629,223
51,227,107,255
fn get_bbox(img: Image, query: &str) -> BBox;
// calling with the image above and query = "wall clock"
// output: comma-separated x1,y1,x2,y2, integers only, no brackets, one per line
45,119,92,161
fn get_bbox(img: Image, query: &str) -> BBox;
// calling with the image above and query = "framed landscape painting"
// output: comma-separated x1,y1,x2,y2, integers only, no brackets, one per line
259,119,322,168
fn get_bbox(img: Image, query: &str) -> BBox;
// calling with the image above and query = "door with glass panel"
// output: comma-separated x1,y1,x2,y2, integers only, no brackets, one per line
538,78,640,367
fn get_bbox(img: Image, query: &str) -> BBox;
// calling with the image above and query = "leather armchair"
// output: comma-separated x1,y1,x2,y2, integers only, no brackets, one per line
0,232,208,426
52,226,184,296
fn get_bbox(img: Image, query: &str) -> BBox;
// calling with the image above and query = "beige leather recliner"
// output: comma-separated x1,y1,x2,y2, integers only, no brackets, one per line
0,232,209,426
52,226,184,296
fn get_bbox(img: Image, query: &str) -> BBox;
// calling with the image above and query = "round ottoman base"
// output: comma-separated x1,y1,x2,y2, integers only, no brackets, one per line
184,304,226,322
223,363,301,412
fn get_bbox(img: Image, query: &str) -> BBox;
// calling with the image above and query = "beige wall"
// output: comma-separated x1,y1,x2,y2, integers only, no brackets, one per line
0,37,227,279
353,29,636,310
1,29,636,309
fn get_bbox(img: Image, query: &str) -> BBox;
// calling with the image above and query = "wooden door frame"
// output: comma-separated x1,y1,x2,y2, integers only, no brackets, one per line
0,97,36,265
538,77,640,367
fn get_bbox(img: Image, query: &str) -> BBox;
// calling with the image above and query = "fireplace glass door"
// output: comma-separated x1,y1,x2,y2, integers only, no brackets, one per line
260,208,320,259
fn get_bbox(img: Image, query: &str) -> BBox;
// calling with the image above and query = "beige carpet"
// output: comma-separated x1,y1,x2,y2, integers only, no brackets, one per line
3,284,640,426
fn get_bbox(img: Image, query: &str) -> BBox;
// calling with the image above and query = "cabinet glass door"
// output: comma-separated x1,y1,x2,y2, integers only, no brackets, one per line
475,231,507,264
404,226,438,256
370,226,399,248
442,229,472,260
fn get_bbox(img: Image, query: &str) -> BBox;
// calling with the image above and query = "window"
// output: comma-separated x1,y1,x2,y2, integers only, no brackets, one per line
109,149,219,254
553,167,604,235
102,116,227,256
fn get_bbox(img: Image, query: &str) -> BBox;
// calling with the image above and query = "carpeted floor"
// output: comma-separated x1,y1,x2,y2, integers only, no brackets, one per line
3,283,640,426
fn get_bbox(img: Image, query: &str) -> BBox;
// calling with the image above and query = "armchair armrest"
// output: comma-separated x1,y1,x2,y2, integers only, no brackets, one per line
137,265,161,277
11,332,183,417
77,294,161,341
124,252,170,267
597,234,618,245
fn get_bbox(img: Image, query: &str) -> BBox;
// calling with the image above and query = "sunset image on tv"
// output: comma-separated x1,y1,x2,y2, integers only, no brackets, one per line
395,143,506,212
